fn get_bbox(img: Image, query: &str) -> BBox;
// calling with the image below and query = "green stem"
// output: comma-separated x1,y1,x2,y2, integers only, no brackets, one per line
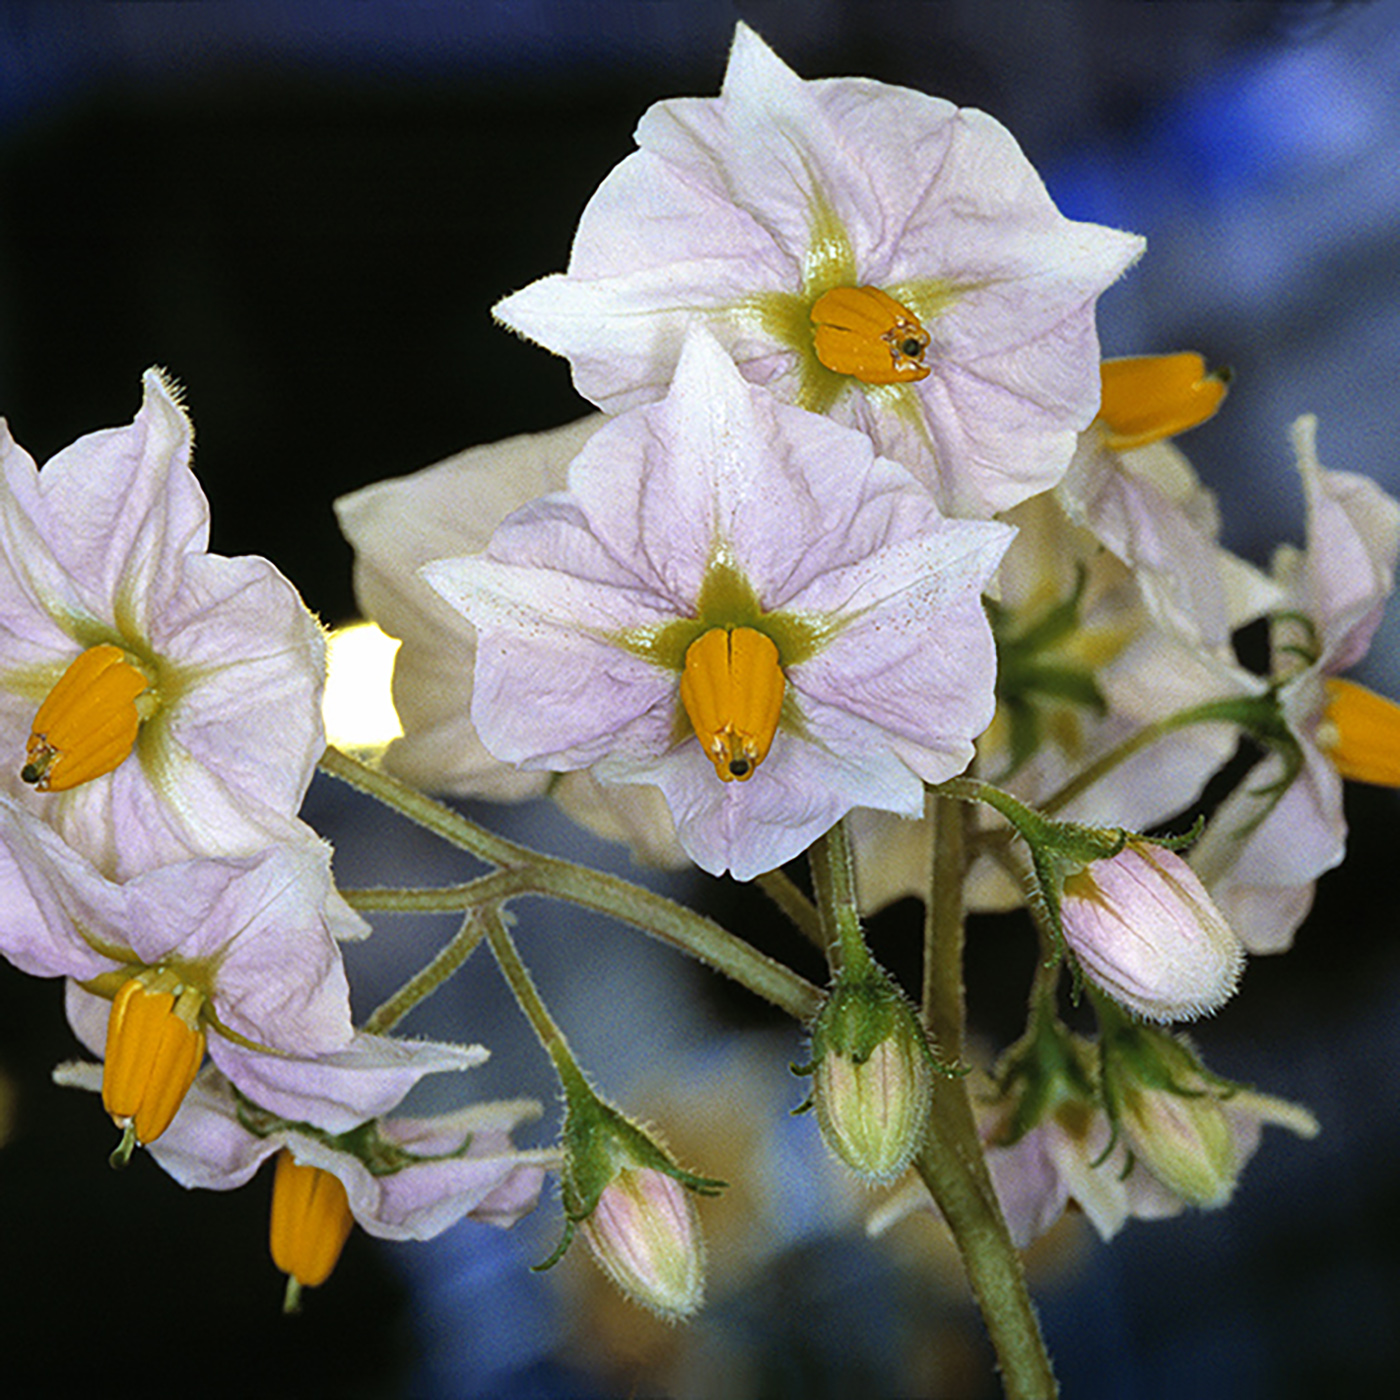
325,747,820,1023
341,867,533,913
754,868,823,949
1036,696,1277,816
484,908,588,1097
808,821,870,975
923,791,966,1059
319,745,531,868
918,791,1057,1398
363,911,488,1034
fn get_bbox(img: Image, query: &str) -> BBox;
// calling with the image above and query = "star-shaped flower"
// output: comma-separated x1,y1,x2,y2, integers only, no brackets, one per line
495,23,1144,517
0,800,422,1149
422,327,1012,880
0,369,330,879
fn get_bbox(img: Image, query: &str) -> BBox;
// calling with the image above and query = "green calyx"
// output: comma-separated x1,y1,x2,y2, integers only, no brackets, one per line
988,1009,1098,1148
987,568,1110,776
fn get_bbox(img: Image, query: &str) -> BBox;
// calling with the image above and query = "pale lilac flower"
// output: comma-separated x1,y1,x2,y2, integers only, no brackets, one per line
1191,416,1400,951
56,1061,553,1239
494,23,1144,518
335,415,686,867
422,327,1012,880
0,370,331,880
1058,840,1244,1022
0,799,421,1138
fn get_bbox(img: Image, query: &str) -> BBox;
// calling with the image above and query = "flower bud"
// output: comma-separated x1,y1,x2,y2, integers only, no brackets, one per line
1099,1022,1244,1205
582,1166,704,1319
1059,839,1244,1021
809,967,932,1183
550,1086,723,1319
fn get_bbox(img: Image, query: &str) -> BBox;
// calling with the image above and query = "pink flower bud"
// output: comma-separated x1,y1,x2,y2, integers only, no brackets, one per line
582,1166,705,1319
1059,840,1244,1021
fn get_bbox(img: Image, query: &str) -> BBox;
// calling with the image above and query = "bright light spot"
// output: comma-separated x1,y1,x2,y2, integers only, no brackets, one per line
323,622,403,750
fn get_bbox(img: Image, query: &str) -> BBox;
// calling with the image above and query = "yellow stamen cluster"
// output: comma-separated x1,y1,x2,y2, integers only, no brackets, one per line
1321,678,1400,787
810,286,931,385
270,1151,356,1304
680,626,785,782
22,644,150,792
103,970,206,1154
1097,353,1229,451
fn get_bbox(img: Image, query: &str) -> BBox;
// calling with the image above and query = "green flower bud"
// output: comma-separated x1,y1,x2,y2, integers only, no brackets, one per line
808,965,933,1183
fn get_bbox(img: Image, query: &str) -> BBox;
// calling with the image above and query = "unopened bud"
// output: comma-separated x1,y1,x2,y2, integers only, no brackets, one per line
548,1086,723,1320
809,967,933,1183
583,1166,704,1319
1100,1020,1274,1209
1059,839,1243,1021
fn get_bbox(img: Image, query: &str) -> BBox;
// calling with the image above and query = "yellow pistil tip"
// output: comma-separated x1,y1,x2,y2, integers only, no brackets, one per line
680,626,785,783
102,972,206,1149
1097,353,1230,450
270,1152,356,1293
810,286,932,385
1322,677,1400,787
23,644,150,792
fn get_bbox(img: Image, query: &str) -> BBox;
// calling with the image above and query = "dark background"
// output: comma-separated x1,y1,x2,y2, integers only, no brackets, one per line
2,3,1399,1396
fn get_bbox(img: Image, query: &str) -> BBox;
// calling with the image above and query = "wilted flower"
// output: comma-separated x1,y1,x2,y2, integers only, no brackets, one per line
0,370,331,879
495,22,1143,518
422,327,1011,879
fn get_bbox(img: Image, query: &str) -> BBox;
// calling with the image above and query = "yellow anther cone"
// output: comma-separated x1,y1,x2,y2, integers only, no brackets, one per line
23,644,149,791
1323,678,1400,787
1098,353,1228,450
270,1151,356,1292
102,974,206,1148
811,286,932,385
680,627,785,782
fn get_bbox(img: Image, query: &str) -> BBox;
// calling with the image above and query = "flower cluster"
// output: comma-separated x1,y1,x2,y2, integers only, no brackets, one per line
334,25,1400,1261
0,374,546,1298
7,17,1393,1369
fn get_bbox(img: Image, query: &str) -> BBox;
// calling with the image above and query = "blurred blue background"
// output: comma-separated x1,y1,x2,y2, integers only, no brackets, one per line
3,2,1400,1396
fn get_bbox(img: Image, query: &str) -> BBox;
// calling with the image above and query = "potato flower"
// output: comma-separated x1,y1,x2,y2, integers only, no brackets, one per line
421,328,1012,879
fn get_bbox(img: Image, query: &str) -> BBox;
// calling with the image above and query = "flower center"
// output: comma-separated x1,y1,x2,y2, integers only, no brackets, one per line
1320,677,1400,786
680,626,785,782
1097,353,1229,451
22,644,152,792
103,967,206,1162
810,286,931,385
270,1151,356,1311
